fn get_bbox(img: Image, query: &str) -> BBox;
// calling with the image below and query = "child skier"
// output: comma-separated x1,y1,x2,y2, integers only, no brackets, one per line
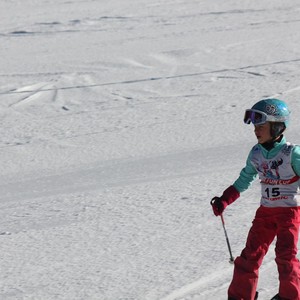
211,99,300,300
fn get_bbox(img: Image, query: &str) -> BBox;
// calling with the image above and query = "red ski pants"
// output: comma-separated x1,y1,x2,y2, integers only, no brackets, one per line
228,206,300,300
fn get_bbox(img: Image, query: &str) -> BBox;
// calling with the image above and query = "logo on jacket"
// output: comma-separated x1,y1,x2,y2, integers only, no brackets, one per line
261,158,283,179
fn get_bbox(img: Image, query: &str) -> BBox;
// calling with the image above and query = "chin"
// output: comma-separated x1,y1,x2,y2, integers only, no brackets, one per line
258,140,267,144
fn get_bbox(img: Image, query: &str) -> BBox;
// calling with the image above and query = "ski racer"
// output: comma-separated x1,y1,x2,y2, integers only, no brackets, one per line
211,98,300,300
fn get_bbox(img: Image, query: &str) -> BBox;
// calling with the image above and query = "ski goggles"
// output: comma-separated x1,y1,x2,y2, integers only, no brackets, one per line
243,109,269,125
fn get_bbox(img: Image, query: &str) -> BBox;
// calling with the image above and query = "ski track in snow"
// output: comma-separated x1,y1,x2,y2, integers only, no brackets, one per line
160,250,278,300
0,145,243,204
160,267,231,300
2,57,300,96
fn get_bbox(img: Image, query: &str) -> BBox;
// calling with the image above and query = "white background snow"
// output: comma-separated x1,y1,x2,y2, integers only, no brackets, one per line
1,0,300,299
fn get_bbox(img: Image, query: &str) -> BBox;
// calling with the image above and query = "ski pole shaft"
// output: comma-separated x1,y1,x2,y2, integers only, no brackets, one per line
220,214,234,264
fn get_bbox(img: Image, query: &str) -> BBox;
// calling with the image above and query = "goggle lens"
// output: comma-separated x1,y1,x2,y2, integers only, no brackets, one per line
244,109,267,125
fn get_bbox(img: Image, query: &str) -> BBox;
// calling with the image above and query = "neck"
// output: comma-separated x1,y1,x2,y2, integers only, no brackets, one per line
261,135,283,150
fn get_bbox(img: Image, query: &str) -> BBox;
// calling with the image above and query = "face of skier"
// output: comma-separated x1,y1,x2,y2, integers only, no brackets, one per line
254,122,273,144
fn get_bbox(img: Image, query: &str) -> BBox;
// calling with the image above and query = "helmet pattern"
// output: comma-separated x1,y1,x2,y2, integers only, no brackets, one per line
266,104,278,115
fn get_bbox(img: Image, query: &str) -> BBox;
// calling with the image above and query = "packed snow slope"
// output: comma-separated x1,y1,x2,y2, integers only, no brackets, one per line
1,0,300,299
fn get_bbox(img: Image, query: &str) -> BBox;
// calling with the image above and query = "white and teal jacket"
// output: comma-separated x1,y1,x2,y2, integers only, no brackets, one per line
233,136,300,207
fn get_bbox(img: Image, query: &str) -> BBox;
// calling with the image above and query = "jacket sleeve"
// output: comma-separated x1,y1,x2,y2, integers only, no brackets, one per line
291,145,300,176
233,151,258,193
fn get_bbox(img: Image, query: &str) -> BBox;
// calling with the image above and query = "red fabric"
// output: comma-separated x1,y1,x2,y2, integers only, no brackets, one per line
211,186,240,216
222,185,240,205
228,206,300,300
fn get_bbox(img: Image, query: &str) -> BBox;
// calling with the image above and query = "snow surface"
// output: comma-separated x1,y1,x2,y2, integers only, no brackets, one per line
1,0,300,299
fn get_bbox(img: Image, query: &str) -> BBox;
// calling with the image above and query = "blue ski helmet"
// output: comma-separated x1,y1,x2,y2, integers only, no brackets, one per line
244,98,290,138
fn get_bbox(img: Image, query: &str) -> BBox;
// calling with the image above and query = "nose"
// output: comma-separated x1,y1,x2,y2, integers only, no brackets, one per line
254,126,261,135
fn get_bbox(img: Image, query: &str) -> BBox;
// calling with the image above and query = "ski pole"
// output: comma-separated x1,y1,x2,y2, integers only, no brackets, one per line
220,213,235,264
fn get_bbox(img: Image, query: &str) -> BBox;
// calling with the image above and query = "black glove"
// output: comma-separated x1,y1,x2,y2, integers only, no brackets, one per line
210,197,226,216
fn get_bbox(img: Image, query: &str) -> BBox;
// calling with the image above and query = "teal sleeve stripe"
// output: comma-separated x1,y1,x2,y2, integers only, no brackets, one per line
233,161,257,193
233,153,257,193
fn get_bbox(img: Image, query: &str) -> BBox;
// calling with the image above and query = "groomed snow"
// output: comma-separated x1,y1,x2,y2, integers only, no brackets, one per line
0,0,300,299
